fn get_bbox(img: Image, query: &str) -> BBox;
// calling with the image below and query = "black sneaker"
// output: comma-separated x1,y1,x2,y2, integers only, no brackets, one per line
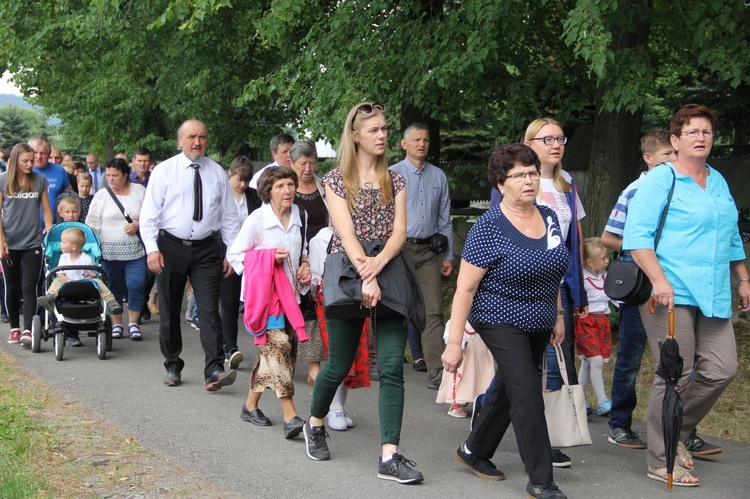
377,453,424,484
608,427,646,449
551,449,571,468
684,428,722,456
69,336,83,347
470,393,483,431
303,421,330,461
412,358,427,372
525,481,567,499
455,445,504,480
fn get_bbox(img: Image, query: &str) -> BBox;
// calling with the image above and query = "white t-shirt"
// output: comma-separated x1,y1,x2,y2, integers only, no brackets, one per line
538,170,585,243
58,252,94,280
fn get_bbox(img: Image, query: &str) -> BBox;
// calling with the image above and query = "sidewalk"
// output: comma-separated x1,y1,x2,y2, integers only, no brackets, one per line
2,320,747,498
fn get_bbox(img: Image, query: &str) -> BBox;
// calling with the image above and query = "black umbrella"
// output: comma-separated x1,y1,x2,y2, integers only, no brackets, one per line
650,298,683,490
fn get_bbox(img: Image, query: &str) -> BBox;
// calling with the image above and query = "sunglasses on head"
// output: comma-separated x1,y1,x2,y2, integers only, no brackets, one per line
351,102,385,130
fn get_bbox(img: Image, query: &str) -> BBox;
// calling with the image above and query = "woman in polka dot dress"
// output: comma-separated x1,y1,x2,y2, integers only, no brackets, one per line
443,143,570,499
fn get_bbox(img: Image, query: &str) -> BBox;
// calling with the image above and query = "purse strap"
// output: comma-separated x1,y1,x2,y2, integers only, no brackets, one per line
542,344,572,389
653,167,677,251
105,185,133,224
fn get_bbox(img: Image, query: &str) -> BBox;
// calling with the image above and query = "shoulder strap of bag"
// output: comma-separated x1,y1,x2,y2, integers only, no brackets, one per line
653,167,677,250
105,186,133,224
542,344,571,389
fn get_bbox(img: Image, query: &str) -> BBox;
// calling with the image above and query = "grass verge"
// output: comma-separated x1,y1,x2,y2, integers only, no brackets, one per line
0,349,235,498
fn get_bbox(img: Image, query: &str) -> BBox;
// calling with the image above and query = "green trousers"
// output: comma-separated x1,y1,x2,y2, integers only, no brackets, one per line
310,316,407,445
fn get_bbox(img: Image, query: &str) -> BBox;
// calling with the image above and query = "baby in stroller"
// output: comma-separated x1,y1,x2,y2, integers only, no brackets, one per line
31,222,121,359
37,226,122,316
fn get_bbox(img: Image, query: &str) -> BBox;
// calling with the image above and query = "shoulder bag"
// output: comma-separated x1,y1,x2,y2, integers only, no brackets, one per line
542,344,592,448
603,168,676,304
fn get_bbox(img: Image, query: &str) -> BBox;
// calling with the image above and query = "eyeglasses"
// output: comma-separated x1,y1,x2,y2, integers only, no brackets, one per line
681,129,714,138
351,102,385,130
507,171,541,182
530,136,567,146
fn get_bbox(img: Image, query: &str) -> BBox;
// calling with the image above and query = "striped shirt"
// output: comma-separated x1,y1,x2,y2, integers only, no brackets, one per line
604,171,647,237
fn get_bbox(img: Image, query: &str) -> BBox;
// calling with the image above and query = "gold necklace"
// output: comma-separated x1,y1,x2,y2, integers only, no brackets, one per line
503,205,535,233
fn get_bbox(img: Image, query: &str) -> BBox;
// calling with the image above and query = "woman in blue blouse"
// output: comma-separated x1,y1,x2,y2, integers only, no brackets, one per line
443,143,569,499
625,104,750,487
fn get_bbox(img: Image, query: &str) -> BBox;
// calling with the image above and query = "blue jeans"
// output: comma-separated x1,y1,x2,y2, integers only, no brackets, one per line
102,257,147,311
407,322,424,361
543,283,577,391
608,302,647,430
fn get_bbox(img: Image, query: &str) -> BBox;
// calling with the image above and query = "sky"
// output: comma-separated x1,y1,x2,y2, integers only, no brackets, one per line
0,72,22,96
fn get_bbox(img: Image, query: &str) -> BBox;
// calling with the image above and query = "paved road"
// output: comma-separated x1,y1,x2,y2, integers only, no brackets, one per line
2,318,747,498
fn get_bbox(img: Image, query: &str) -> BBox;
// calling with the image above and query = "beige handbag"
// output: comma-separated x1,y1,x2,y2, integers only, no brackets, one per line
542,344,592,448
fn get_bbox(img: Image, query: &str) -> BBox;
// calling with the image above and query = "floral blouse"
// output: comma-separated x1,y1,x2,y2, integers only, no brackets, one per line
321,168,405,253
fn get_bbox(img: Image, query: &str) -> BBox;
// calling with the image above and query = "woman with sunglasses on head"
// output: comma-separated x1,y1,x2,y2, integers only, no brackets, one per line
487,118,588,469
303,102,424,484
0,143,53,346
625,104,749,486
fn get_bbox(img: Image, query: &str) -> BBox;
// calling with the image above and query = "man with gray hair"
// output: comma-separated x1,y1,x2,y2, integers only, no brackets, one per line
140,119,241,391
249,133,295,189
390,123,454,389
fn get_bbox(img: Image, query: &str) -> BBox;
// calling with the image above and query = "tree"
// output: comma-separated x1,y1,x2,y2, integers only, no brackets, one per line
0,105,46,149
1,1,296,161
3,0,749,233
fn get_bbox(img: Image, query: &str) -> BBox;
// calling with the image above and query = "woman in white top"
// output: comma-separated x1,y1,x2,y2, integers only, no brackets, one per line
227,166,312,438
86,158,147,340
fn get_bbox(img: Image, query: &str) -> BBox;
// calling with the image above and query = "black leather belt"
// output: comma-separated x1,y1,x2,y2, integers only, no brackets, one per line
159,230,217,247
405,237,430,245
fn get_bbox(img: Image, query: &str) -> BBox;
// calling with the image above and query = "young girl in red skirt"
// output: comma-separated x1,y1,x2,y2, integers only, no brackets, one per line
575,237,613,416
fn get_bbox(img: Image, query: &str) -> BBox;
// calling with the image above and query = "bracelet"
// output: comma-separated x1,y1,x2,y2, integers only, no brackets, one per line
739,278,750,284
300,261,310,267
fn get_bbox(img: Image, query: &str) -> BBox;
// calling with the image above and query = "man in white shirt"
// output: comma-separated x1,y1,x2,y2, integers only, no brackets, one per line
86,153,102,193
248,133,294,189
140,119,241,391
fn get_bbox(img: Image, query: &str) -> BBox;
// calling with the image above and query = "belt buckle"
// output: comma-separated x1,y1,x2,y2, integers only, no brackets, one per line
182,239,194,247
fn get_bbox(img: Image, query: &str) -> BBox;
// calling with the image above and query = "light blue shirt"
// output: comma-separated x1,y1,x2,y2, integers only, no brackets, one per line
389,158,454,260
624,163,744,318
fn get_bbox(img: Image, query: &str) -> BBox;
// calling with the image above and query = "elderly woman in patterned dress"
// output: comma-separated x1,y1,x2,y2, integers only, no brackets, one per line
227,166,312,440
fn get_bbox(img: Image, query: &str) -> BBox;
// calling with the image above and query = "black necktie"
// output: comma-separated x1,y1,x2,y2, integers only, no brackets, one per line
190,163,203,221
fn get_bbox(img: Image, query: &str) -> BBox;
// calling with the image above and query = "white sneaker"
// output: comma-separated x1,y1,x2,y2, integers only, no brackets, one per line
326,410,348,431
343,411,354,428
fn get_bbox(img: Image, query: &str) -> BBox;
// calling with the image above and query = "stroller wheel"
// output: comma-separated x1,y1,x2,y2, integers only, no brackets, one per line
105,315,113,352
31,315,42,353
96,331,107,360
54,331,65,361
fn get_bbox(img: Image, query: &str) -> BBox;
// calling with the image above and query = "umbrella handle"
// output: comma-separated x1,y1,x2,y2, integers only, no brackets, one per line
648,297,675,338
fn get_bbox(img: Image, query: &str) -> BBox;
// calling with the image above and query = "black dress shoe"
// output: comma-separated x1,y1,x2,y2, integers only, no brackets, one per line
241,405,272,426
427,369,443,390
412,359,427,372
205,369,237,391
164,371,181,386
141,308,151,321
284,416,305,439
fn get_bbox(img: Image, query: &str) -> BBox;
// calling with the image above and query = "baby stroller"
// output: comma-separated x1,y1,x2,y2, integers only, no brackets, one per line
31,222,113,360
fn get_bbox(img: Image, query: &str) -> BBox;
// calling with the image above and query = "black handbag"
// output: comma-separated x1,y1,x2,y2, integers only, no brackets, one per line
322,250,401,319
604,168,676,304
428,233,449,255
